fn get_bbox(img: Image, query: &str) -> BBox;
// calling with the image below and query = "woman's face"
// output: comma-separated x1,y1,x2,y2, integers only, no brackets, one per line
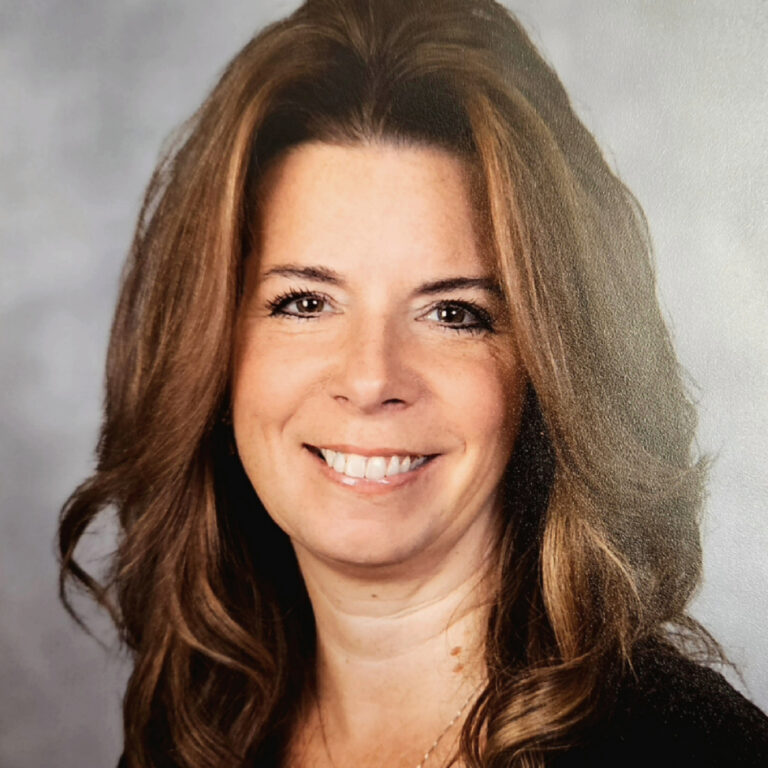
233,141,526,571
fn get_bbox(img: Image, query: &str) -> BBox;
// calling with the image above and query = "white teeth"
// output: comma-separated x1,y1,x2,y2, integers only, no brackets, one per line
315,447,430,481
332,452,346,473
365,456,388,480
346,455,367,478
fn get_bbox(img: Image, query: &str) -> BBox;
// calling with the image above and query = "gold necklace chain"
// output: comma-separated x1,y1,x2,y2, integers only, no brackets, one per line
414,681,483,768
317,681,483,768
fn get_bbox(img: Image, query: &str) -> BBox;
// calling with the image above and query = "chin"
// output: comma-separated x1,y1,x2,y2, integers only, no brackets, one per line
294,521,434,572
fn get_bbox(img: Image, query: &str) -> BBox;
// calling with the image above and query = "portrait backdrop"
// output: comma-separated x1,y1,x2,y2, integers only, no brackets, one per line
1,1,766,766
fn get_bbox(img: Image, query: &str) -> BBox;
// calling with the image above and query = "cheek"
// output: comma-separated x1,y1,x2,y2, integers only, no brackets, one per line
440,348,525,455
232,329,321,428
231,331,323,517
232,338,291,471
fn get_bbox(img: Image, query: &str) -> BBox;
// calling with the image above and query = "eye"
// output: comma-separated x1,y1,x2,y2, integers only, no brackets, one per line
266,289,334,318
424,300,495,334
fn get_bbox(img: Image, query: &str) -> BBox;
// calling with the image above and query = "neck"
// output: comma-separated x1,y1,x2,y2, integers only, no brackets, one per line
293,529,497,743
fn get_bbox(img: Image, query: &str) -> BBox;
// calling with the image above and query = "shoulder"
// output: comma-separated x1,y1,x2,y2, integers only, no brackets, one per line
552,644,768,768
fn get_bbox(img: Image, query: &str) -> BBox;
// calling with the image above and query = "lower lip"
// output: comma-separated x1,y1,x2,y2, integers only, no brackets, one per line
303,446,440,495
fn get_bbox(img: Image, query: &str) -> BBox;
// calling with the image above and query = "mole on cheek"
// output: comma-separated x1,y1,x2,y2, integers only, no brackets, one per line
450,646,462,656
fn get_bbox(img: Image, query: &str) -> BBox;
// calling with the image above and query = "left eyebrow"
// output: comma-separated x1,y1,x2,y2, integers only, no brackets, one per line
414,276,503,298
259,263,502,298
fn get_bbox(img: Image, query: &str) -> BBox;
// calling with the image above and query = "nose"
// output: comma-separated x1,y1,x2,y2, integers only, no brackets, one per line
329,313,419,413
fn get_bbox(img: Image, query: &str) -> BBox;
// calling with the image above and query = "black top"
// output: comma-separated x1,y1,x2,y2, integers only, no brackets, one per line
551,647,768,767
117,647,768,766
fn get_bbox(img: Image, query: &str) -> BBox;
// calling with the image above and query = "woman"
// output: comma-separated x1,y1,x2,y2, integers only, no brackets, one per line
58,0,768,766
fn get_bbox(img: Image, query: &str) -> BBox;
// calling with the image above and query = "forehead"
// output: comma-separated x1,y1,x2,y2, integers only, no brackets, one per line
253,141,494,276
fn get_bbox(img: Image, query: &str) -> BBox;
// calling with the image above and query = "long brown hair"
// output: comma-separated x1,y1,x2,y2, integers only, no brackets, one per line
59,1,717,765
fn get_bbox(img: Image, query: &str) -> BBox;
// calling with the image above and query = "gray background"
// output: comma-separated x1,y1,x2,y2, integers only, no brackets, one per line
1,1,766,766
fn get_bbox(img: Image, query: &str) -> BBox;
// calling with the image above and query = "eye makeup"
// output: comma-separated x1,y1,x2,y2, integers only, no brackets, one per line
265,287,335,319
422,299,496,334
265,288,496,334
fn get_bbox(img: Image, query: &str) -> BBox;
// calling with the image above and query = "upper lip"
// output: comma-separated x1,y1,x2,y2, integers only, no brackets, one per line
305,443,439,458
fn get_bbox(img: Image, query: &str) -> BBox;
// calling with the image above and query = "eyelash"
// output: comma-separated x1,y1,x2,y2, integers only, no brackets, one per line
265,288,496,334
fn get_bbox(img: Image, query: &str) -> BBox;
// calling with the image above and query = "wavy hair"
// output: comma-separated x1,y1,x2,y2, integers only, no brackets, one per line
59,1,717,765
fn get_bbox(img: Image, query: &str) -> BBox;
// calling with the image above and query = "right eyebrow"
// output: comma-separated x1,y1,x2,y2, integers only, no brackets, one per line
259,264,344,285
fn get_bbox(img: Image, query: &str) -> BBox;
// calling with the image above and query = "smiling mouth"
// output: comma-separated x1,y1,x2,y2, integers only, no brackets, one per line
304,444,440,484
